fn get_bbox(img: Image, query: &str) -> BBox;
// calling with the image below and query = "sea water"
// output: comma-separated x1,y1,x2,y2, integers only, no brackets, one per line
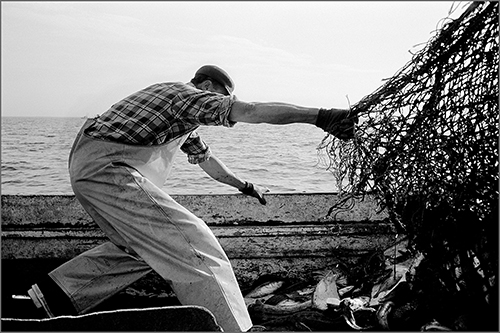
1,117,338,195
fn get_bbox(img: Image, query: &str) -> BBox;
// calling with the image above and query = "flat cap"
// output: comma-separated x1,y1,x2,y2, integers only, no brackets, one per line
195,65,234,96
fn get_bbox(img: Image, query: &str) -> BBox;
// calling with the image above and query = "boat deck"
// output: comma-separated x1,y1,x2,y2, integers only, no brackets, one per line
2,193,402,328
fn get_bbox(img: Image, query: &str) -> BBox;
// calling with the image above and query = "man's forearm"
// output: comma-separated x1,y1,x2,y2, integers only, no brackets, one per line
229,101,319,125
198,155,246,190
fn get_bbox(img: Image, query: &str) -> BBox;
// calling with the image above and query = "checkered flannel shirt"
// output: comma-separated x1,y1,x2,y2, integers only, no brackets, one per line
85,82,236,164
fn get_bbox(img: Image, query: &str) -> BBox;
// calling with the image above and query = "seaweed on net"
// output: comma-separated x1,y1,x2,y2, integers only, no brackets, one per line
318,0,498,234
317,1,498,328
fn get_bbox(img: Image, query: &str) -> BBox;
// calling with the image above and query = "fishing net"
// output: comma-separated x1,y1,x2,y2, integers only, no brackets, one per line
318,1,498,330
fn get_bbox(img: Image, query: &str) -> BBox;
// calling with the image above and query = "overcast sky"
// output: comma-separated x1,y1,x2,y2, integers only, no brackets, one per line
1,1,468,118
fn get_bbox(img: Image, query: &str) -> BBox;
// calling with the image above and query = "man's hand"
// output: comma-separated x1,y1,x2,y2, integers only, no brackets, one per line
239,182,269,205
199,156,269,205
315,108,358,140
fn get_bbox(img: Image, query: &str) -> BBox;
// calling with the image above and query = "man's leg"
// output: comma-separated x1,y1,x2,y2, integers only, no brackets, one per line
47,242,153,314
63,163,252,331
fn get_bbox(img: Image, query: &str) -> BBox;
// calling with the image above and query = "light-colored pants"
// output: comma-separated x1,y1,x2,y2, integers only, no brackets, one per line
48,120,252,331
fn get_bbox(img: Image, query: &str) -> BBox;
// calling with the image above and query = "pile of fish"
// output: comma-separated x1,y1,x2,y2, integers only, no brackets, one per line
244,251,451,331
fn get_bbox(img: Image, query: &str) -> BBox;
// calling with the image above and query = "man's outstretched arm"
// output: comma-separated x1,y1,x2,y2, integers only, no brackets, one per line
228,101,319,124
228,100,357,140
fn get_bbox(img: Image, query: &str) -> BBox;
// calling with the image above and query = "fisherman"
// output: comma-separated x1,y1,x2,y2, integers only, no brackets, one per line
27,64,357,332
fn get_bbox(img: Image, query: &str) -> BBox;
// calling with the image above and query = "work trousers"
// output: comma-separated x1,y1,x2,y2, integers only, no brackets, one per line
48,120,252,332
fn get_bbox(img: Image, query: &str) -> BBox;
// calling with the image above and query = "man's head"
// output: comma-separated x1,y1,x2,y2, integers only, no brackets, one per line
191,65,234,96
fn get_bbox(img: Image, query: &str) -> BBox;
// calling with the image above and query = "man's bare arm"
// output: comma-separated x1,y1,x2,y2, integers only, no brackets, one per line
199,154,268,204
228,101,319,124
228,100,357,140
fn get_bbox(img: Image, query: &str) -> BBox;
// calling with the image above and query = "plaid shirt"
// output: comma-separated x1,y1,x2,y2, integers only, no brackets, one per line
85,82,236,164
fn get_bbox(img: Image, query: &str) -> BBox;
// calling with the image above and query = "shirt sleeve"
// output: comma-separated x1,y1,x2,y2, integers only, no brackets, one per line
170,84,237,128
180,130,212,164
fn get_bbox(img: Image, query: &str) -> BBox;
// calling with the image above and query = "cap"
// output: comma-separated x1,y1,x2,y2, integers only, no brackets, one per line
195,65,235,96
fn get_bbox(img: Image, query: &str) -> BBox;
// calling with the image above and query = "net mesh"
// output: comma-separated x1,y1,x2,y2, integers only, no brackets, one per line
318,1,498,329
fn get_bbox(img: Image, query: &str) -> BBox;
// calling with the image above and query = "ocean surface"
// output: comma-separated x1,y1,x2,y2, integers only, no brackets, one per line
1,117,339,195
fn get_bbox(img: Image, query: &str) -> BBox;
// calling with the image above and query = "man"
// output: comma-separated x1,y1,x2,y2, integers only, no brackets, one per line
27,65,357,331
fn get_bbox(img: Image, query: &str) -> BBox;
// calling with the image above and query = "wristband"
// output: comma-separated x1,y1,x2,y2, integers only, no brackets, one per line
239,182,254,195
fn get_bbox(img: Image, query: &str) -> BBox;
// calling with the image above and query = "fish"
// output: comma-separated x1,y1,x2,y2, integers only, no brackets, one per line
244,294,274,307
275,299,305,308
264,294,288,306
370,271,407,306
313,266,349,287
284,285,316,303
295,286,315,296
253,300,313,315
420,319,452,331
340,302,364,330
295,321,312,331
372,264,408,297
272,280,315,302
376,300,394,330
312,270,340,310
265,294,307,308
326,297,341,308
245,280,285,298
342,296,374,312
338,285,355,297
339,297,375,331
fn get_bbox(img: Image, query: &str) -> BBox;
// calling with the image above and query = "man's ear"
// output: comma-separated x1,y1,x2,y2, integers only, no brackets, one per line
199,80,213,91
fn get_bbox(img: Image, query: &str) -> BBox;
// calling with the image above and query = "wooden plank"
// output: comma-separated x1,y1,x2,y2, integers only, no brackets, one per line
1,193,388,227
1,223,396,260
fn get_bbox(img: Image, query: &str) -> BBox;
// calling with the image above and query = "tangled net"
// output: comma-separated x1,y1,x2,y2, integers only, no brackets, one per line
318,1,498,329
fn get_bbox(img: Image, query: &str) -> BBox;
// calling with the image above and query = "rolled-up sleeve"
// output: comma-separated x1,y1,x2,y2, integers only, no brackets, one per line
181,130,212,164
